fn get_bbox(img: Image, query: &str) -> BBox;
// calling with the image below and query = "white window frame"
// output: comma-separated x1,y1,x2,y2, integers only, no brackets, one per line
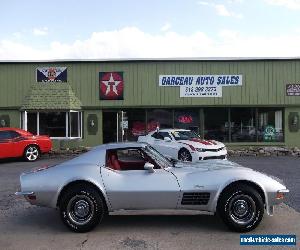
21,111,82,139
68,110,83,139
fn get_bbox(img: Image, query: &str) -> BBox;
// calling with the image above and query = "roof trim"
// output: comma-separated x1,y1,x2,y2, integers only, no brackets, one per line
1,57,300,63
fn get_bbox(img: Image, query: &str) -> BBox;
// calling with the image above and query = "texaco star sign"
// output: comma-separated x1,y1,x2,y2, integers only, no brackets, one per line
99,72,124,100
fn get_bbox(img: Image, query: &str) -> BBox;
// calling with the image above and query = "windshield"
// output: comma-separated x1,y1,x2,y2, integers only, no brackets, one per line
171,130,201,141
144,145,173,168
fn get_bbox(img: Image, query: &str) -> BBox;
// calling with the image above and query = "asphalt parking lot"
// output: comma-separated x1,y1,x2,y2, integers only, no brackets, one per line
0,155,299,250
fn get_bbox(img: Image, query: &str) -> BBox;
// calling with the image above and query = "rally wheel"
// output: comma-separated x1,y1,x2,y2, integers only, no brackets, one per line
217,184,264,232
60,185,106,233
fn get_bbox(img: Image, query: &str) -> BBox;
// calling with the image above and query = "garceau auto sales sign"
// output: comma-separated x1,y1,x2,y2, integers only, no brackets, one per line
159,75,242,97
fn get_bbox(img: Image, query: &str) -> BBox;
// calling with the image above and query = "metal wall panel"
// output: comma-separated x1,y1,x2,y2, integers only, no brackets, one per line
1,60,300,108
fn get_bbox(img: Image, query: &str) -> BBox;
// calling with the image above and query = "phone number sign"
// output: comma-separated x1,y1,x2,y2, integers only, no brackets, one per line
180,86,222,97
159,74,242,98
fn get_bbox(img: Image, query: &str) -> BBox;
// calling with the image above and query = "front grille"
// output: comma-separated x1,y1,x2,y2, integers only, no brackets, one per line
181,192,210,205
203,147,224,152
202,155,226,160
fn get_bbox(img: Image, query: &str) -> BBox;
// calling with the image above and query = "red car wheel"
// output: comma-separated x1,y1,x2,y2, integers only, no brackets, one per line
24,145,40,162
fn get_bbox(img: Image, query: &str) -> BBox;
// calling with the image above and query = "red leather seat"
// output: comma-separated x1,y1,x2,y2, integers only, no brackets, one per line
107,151,121,170
110,154,121,170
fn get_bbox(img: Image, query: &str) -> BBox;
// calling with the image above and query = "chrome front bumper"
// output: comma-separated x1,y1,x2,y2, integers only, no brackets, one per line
267,189,289,216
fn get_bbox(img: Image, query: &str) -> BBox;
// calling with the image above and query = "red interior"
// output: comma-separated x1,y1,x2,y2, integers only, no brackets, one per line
106,149,158,171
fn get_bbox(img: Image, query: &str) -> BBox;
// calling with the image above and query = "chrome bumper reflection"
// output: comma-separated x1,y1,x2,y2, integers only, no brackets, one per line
15,191,34,196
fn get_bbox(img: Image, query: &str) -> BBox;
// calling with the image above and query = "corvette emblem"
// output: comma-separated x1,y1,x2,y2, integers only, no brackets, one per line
99,72,124,100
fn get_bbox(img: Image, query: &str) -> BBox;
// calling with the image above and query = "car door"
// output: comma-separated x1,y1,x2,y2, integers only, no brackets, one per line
0,131,14,158
101,147,180,210
9,130,25,157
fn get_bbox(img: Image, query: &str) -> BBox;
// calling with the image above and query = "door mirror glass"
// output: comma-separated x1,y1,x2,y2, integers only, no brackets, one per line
144,162,155,173
164,137,171,142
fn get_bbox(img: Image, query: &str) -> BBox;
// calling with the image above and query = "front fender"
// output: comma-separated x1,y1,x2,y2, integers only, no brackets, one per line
209,171,287,215
209,178,268,214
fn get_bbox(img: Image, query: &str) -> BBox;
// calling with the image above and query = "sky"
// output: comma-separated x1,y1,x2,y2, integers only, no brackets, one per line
1,0,300,60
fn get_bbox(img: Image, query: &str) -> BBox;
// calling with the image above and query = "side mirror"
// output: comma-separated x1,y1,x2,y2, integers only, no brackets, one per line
144,162,155,173
164,137,171,142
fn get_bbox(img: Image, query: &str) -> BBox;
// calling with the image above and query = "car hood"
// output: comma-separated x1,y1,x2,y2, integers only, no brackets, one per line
171,159,249,172
177,138,225,149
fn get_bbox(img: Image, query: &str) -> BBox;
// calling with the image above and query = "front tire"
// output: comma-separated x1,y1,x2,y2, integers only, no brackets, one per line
178,148,192,162
24,145,39,162
59,185,106,233
217,184,264,232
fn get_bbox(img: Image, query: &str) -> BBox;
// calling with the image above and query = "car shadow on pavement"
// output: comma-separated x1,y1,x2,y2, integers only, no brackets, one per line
100,214,227,233
0,158,23,164
3,207,227,234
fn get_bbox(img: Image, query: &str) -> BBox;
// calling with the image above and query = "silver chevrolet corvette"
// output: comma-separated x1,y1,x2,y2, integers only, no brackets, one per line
16,142,289,233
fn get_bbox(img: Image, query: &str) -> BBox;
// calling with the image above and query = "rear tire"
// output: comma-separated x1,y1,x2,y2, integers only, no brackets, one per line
217,184,264,232
24,145,39,162
59,185,106,233
178,148,192,162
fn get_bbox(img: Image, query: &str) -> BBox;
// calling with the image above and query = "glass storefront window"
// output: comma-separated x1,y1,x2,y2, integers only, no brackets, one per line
40,112,66,137
258,108,283,142
103,107,284,144
174,109,199,132
69,112,82,138
126,109,146,141
231,108,256,142
22,111,82,138
147,109,173,131
27,112,37,135
204,108,229,142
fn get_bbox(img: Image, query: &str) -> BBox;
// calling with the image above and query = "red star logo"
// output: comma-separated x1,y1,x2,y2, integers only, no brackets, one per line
100,72,124,100
102,73,121,95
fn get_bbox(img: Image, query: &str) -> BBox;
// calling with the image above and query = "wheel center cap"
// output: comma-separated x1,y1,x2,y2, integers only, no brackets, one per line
74,200,90,218
234,200,248,216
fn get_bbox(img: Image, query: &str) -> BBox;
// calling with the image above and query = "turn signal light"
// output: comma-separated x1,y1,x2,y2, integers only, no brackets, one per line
276,192,285,200
276,189,289,200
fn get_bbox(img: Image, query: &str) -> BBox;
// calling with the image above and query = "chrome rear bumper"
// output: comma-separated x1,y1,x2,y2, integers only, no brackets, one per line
15,191,34,196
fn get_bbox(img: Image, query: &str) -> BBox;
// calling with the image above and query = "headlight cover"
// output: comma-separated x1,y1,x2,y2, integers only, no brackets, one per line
196,148,206,152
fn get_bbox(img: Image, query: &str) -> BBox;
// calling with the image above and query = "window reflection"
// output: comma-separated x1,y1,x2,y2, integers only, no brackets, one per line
258,108,283,142
231,108,256,142
204,108,229,142
174,109,199,132
147,109,173,131
103,107,284,143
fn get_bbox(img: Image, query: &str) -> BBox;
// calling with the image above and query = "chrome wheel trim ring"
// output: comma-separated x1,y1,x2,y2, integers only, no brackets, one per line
67,194,94,226
229,194,256,225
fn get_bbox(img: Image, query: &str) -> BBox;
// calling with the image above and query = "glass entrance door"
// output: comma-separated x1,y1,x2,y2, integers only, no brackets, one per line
118,111,128,142
103,111,127,143
103,111,118,143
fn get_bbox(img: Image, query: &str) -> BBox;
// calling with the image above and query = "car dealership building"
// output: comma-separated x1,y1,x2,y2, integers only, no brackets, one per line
0,58,300,149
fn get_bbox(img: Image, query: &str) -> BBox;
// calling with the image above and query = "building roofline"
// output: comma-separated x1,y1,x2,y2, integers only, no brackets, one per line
1,57,300,63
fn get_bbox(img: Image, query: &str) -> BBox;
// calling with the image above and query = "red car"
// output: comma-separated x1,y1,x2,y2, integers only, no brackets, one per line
0,128,52,161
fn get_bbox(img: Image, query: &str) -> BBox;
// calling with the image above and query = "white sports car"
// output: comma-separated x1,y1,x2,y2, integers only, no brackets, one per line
138,129,227,162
